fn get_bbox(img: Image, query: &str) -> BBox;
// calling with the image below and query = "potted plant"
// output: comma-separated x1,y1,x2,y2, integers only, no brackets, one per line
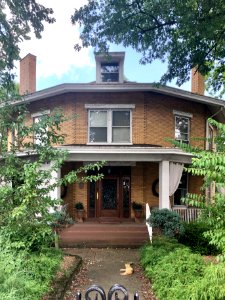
75,202,84,223
132,201,143,222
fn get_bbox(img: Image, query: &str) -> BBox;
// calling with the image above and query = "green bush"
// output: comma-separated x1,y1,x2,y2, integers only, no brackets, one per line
1,224,54,252
140,236,184,269
0,247,62,300
148,208,185,237
148,248,206,300
178,221,220,255
141,236,225,300
187,263,225,300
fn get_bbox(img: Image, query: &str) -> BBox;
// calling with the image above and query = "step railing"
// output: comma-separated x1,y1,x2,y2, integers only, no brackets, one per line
171,207,202,223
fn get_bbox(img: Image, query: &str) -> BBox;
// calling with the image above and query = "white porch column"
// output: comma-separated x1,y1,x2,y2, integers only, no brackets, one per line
49,166,61,200
159,160,170,209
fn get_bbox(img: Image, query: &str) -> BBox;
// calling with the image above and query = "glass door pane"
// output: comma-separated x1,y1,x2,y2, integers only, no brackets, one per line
102,179,118,209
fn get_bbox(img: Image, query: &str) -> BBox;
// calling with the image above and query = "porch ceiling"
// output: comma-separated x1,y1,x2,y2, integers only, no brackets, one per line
57,146,193,164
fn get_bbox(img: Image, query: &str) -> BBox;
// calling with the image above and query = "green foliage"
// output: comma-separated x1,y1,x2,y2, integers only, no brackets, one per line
177,118,225,259
0,98,104,251
178,221,220,255
0,247,62,300
148,208,185,237
0,0,55,85
141,237,225,300
72,0,225,96
51,206,74,227
148,248,206,300
140,236,184,269
186,263,225,300
131,201,143,210
74,202,84,210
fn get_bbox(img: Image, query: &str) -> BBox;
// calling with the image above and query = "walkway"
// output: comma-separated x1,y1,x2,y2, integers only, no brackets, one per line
63,248,157,300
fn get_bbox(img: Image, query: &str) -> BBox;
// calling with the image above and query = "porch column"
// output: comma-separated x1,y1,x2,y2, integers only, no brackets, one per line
49,166,61,200
159,160,170,209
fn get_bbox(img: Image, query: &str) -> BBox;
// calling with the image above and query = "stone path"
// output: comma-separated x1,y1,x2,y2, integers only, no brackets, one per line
63,248,157,300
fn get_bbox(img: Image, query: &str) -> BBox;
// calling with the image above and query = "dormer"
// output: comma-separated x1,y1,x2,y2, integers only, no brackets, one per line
95,52,125,83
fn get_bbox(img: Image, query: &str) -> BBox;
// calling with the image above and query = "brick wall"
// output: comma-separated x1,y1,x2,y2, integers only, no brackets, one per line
25,91,208,148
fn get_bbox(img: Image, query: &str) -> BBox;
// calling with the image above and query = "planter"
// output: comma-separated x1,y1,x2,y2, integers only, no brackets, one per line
133,209,143,223
76,209,84,223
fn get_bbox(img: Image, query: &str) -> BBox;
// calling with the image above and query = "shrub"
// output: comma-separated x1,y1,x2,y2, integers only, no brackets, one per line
141,236,225,300
140,236,184,269
148,208,185,237
147,248,206,300
132,201,143,210
74,202,84,210
178,221,220,255
0,247,62,300
187,263,225,300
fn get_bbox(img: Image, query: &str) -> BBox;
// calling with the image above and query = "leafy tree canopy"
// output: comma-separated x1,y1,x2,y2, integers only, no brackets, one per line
72,0,225,96
0,0,55,85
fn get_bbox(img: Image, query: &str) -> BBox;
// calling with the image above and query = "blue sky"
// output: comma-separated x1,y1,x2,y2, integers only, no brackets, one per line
17,0,191,92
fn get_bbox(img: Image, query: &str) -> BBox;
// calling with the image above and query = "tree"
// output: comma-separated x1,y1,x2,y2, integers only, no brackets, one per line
72,0,225,96
0,95,103,251
0,0,55,85
177,118,225,260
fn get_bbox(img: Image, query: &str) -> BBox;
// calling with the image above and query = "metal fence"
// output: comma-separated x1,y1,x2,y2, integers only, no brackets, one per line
75,284,139,300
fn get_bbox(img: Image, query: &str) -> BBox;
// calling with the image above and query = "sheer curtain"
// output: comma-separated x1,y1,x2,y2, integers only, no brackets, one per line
169,162,184,196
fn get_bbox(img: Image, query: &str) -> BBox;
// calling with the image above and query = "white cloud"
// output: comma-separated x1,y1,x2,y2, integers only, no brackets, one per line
17,0,93,80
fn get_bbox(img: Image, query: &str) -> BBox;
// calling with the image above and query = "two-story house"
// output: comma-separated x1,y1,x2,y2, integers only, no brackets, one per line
17,52,225,223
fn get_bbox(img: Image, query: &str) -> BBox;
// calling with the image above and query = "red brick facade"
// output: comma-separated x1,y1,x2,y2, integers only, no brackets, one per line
23,90,209,220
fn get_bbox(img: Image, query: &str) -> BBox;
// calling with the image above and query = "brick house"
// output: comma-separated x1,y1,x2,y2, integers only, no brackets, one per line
17,52,225,223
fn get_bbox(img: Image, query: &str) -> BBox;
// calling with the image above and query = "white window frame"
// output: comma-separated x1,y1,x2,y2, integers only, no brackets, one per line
86,105,133,145
31,110,50,145
173,111,192,144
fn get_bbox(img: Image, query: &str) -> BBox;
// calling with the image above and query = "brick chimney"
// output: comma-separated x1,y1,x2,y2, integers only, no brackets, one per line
19,53,36,95
191,68,205,95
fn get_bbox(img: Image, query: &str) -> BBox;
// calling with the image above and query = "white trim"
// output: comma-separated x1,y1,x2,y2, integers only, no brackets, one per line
31,110,50,118
88,108,132,144
173,110,193,118
175,115,190,143
85,104,135,109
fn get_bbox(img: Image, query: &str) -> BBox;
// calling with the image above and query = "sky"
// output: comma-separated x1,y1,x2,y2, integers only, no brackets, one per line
16,0,191,92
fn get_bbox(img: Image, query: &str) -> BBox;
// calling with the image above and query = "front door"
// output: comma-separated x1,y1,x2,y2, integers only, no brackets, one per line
99,177,119,217
87,166,131,219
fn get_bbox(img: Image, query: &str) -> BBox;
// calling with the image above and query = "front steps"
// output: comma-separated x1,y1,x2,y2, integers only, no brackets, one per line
59,223,150,248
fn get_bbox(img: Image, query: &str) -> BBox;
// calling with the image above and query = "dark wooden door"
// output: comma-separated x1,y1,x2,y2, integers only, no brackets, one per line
99,177,119,217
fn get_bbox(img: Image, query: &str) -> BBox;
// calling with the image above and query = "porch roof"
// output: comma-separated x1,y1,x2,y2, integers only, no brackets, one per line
57,145,193,164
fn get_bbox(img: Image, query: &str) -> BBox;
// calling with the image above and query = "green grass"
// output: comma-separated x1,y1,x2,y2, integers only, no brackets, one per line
0,248,62,300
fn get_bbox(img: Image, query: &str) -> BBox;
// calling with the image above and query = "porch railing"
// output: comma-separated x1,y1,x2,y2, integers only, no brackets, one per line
171,207,202,223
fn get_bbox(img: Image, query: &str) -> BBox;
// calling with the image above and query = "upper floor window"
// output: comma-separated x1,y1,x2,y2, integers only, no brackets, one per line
101,62,119,82
32,110,50,145
88,109,131,143
173,110,192,144
95,52,125,83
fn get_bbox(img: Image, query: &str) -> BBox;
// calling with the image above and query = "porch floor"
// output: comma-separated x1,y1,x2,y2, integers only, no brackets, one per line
59,221,150,248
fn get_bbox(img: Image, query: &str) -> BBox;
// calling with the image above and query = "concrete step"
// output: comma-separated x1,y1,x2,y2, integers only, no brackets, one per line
59,223,149,248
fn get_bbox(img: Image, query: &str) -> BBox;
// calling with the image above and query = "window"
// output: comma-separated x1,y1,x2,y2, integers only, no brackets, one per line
89,109,131,143
32,110,50,145
175,116,190,143
173,172,188,205
101,62,119,82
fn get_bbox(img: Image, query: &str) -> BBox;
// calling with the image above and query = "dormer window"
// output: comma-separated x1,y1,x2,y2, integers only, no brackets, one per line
95,52,125,83
101,62,119,82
